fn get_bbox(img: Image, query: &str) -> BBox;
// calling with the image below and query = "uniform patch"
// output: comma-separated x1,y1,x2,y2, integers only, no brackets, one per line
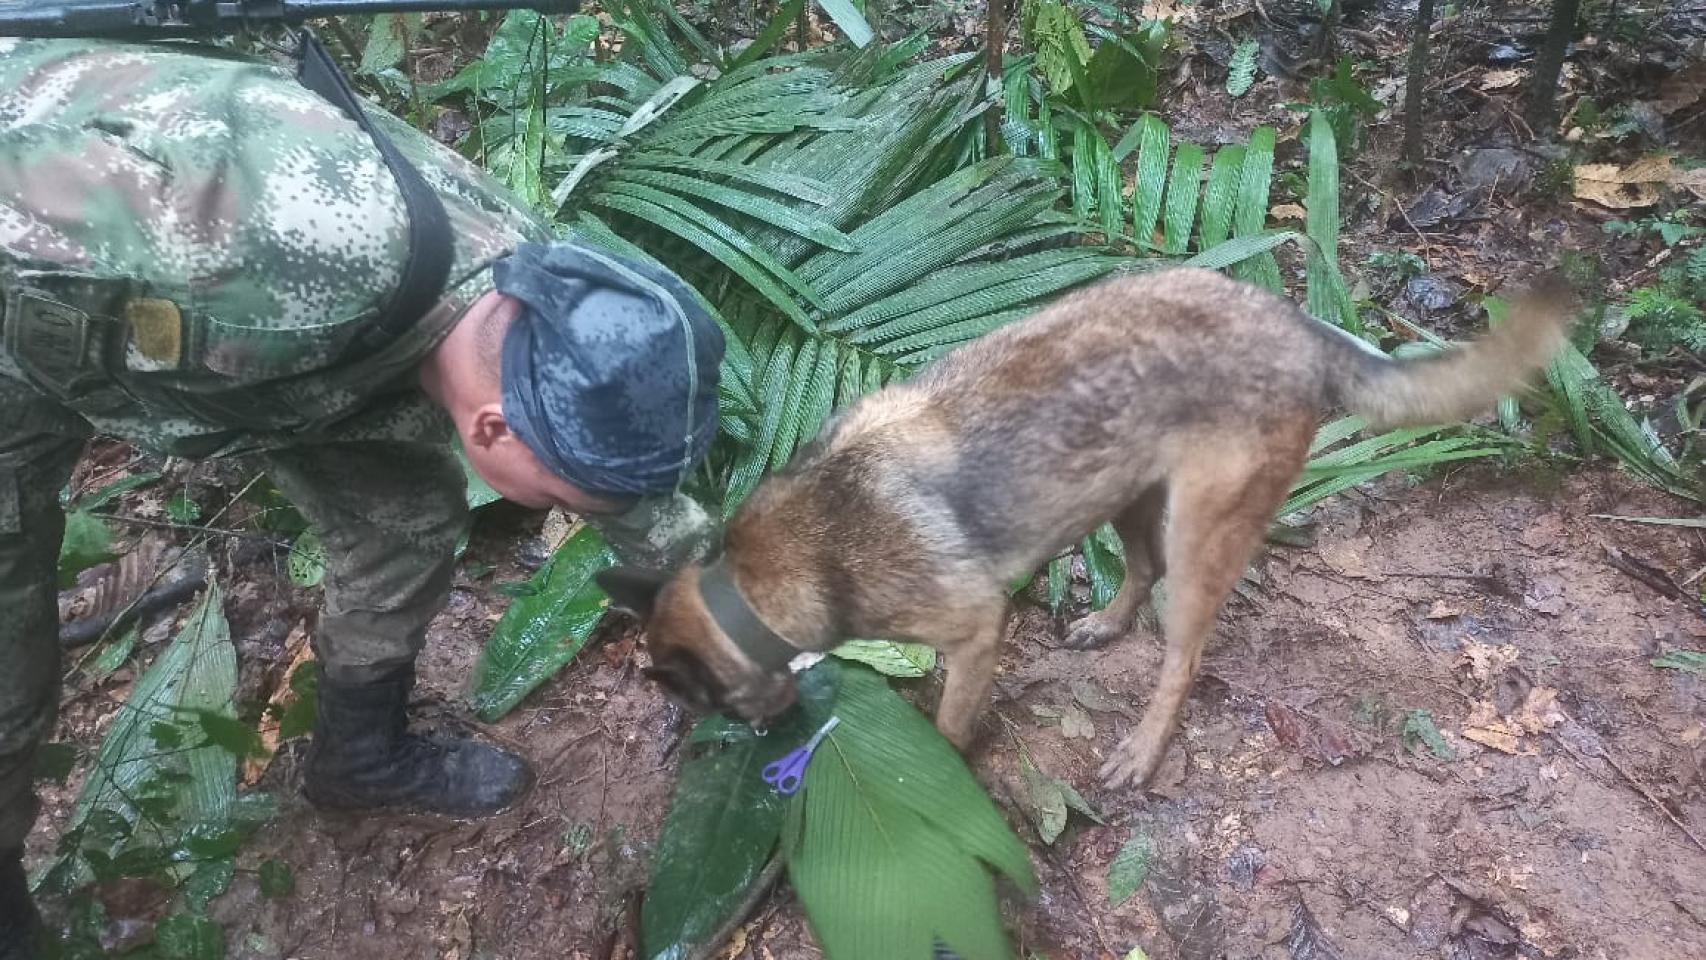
125,297,183,365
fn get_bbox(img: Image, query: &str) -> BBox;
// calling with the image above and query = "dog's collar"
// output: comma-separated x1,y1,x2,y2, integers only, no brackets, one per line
698,557,798,672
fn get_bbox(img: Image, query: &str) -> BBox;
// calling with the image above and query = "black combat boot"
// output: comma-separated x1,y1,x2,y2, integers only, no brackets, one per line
302,664,534,818
0,849,42,960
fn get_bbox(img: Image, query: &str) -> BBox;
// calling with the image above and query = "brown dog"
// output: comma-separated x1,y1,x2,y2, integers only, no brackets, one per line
598,267,1571,789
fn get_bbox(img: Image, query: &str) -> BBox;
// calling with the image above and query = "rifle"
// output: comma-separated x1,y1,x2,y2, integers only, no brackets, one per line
0,1,580,38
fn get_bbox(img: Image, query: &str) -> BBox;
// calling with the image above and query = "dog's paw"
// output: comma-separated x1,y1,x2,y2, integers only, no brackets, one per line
1099,733,1164,790
1063,612,1129,650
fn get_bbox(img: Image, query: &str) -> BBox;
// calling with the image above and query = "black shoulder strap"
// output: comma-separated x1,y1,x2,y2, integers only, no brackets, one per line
295,30,453,345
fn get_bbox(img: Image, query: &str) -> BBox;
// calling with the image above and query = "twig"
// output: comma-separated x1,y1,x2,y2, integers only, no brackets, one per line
1552,733,1706,857
1602,545,1706,621
93,512,285,543
683,854,786,960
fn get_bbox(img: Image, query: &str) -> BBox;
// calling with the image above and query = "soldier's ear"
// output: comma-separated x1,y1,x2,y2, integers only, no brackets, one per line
596,567,669,619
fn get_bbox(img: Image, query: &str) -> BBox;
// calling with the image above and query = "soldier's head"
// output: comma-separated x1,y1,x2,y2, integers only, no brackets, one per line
438,240,723,517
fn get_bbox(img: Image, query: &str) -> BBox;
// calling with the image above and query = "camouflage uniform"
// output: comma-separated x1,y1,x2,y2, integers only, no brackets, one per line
0,37,710,851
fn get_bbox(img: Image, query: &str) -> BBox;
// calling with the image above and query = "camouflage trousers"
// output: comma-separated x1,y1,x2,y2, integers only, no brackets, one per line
0,373,469,850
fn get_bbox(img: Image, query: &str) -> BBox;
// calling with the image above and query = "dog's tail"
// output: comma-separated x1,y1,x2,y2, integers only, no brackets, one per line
1322,277,1575,430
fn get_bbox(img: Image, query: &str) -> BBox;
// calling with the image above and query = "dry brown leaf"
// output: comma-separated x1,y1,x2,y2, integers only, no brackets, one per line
715,924,750,960
1462,701,1528,755
1574,155,1702,209
1511,685,1566,735
1425,599,1463,620
1656,60,1706,115
242,624,314,786
1269,203,1307,221
1480,68,1525,91
1458,639,1519,684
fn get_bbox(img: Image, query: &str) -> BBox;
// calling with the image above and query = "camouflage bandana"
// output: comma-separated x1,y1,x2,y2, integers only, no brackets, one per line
493,241,723,498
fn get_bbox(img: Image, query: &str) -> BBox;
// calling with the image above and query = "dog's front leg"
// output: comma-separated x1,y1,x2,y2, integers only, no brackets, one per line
932,608,1007,751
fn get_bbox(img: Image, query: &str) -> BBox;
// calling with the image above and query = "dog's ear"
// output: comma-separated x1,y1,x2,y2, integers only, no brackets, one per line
595,567,669,619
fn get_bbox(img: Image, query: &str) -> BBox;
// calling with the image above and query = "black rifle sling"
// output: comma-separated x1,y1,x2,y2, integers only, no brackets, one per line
295,30,453,350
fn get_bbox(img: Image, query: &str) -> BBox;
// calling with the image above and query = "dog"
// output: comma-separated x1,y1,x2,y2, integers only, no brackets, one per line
598,266,1571,789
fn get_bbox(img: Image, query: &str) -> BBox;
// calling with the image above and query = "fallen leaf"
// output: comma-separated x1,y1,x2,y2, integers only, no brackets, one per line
1061,703,1096,740
1072,679,1126,714
1460,687,1564,755
1573,154,1696,209
1458,639,1519,685
1270,203,1307,221
1655,59,1706,115
243,624,313,785
1263,701,1360,767
1480,68,1525,91
1107,832,1154,907
1287,898,1345,960
1425,599,1463,620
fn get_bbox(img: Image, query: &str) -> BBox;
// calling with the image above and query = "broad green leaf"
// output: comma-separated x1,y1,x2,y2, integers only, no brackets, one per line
360,13,408,75
78,472,162,510
1401,708,1453,760
276,661,318,742
1197,145,1246,250
286,530,325,589
59,509,114,588
1107,832,1153,907
642,668,838,960
154,913,225,960
731,0,808,70
1129,114,1170,248
1652,651,1706,674
457,442,503,510
182,858,234,910
189,710,269,761
1162,143,1204,255
90,625,139,680
784,663,1034,960
466,526,616,721
66,584,237,875
1083,22,1167,111
1232,126,1281,291
831,640,937,677
814,0,875,46
258,858,295,899
1303,110,1357,333
1082,528,1124,610
34,743,77,785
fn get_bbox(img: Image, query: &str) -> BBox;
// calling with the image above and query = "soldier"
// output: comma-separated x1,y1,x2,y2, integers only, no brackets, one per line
0,36,723,953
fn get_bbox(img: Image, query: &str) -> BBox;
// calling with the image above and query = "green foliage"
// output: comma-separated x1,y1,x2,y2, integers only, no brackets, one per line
58,509,115,589
285,529,326,588
1020,0,1094,98
640,669,838,960
830,639,937,677
39,582,284,956
1106,832,1153,907
466,525,616,721
1652,651,1706,674
165,492,202,525
1400,708,1453,760
258,859,295,899
783,663,1036,960
1225,39,1259,98
1624,286,1706,354
1299,57,1379,156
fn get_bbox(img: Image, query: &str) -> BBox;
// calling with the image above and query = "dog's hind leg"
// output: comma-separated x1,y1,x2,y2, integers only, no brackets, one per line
1100,432,1309,790
931,604,1010,751
1063,484,1168,650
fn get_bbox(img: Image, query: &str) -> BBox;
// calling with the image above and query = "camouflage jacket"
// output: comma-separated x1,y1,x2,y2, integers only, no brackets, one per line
0,37,552,458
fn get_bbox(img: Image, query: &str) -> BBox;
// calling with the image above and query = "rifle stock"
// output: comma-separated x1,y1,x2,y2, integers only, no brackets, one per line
0,0,580,37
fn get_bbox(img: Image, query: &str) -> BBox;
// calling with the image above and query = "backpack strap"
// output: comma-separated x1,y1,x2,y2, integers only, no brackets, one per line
294,29,453,350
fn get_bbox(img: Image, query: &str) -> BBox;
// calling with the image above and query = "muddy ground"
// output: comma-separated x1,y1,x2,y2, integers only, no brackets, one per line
21,0,1706,958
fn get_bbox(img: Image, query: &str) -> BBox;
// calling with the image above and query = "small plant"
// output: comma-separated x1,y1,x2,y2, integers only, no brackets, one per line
1623,286,1706,355
1293,57,1380,157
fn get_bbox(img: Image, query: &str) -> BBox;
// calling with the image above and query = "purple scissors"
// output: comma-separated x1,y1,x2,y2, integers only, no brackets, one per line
761,716,841,794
